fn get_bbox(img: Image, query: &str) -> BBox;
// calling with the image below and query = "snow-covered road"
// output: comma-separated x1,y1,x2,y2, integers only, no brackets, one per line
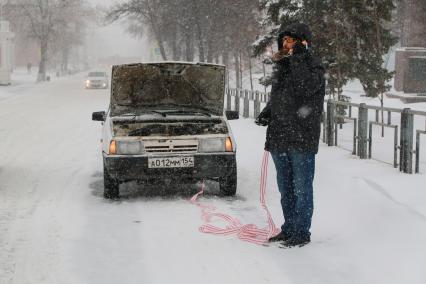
1,74,425,284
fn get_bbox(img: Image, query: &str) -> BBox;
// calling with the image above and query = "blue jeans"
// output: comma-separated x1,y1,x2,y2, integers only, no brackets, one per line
270,152,315,239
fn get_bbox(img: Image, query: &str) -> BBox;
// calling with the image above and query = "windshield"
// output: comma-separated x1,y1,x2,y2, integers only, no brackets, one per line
88,72,106,77
110,63,225,116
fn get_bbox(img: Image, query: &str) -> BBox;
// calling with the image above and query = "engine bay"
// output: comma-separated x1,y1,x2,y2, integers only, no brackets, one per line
113,120,228,137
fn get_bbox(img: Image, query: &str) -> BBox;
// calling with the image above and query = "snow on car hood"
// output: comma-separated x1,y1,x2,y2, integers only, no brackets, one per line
110,62,226,117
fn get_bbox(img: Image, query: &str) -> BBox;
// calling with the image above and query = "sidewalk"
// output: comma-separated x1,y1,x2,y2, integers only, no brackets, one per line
0,68,38,101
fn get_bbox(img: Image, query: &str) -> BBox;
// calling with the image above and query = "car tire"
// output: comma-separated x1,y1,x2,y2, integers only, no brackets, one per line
103,167,119,199
219,171,237,196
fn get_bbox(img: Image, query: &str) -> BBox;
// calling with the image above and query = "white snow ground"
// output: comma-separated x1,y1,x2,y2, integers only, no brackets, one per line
0,71,425,284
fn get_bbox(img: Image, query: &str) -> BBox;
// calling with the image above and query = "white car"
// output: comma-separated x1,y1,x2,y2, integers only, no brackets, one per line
92,62,239,198
85,71,109,89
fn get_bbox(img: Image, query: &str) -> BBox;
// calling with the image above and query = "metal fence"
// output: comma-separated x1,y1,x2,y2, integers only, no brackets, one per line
225,87,426,174
225,88,270,119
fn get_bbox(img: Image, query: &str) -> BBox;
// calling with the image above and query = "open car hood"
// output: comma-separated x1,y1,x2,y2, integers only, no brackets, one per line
110,62,226,117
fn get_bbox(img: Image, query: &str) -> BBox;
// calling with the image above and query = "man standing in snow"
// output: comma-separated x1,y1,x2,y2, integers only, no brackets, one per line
255,23,325,247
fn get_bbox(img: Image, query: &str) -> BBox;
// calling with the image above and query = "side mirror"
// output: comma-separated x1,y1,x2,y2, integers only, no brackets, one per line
92,111,106,121
225,110,239,120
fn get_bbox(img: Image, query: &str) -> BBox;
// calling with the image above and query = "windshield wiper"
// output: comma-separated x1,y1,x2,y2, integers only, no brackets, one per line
162,110,211,117
144,104,215,116
150,110,167,117
188,105,216,114
117,111,165,117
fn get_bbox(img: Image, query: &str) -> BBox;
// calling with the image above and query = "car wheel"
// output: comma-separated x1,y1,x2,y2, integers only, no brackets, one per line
219,172,237,196
103,167,119,199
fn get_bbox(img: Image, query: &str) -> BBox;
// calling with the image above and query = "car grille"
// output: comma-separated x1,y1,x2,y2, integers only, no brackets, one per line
144,139,198,153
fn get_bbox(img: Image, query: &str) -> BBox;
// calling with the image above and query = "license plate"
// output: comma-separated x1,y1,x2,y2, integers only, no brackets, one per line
148,156,194,168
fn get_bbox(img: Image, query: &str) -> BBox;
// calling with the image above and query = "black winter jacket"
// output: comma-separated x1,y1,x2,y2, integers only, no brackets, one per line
258,51,325,154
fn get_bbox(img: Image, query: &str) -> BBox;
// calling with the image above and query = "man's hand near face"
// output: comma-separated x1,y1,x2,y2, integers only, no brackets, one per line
283,36,308,55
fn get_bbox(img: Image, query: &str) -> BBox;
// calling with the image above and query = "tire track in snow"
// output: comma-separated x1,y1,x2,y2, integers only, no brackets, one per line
0,75,108,283
0,198,17,284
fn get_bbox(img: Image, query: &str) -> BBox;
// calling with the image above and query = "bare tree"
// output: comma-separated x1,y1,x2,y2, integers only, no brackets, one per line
53,1,94,74
107,0,260,89
106,0,170,60
9,0,91,81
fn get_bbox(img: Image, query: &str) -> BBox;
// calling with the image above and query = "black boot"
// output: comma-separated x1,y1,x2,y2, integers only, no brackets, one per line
268,231,291,243
282,234,311,247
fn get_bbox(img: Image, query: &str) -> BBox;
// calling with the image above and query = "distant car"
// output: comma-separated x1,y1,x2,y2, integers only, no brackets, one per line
85,71,109,89
92,62,239,199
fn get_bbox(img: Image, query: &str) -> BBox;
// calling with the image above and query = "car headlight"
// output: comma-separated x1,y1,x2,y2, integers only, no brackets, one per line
110,140,144,155
198,138,225,152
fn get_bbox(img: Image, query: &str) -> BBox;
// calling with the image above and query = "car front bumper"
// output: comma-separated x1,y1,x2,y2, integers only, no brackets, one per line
103,152,236,182
86,82,108,89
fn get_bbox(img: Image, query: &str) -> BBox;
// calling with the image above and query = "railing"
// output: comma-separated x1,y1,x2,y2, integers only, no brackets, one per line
225,88,270,119
225,87,426,174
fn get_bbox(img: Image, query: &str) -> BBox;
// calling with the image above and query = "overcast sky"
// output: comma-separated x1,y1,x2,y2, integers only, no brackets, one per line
87,0,150,60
